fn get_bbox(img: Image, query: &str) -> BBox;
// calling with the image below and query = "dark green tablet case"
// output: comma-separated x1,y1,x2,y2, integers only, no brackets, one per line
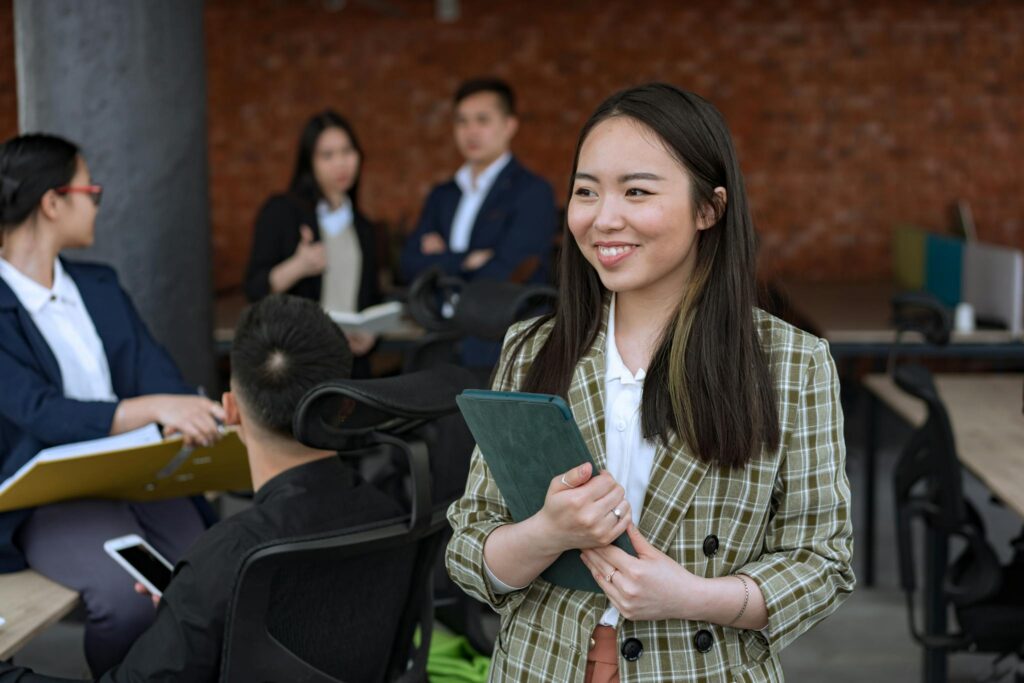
455,389,635,593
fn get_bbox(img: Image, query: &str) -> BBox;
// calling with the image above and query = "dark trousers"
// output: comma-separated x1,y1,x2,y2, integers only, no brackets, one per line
16,498,205,676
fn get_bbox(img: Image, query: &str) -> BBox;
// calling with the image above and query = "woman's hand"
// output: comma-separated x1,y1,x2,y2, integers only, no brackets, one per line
344,330,377,356
153,395,225,447
268,225,327,293
481,462,630,589
291,225,327,277
581,524,699,622
535,463,632,555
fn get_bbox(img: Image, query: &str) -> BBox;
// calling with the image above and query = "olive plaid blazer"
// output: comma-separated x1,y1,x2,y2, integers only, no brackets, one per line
446,304,855,682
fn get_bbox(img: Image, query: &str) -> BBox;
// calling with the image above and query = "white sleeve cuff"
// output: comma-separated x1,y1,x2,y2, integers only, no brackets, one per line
483,557,528,594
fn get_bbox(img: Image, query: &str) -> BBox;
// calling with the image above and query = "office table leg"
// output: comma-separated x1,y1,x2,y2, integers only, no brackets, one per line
922,525,948,682
864,391,877,587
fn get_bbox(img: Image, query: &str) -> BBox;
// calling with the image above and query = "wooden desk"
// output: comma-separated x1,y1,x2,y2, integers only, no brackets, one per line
862,372,1023,682
0,570,79,660
863,373,1024,517
779,281,1023,353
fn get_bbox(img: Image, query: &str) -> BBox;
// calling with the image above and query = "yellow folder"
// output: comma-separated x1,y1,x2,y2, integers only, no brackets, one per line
0,429,252,513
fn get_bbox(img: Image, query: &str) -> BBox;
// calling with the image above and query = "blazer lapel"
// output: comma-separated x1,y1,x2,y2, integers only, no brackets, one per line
566,298,610,472
638,432,711,554
0,273,63,386
469,158,517,249
440,183,461,242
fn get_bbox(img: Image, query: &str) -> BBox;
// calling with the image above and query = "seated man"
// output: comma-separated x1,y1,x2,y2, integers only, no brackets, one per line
399,77,557,368
0,294,401,682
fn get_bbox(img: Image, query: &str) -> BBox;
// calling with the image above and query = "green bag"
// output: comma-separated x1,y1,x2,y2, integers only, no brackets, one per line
426,629,490,683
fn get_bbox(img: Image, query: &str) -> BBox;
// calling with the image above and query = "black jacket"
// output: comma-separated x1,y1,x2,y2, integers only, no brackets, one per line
243,193,381,310
0,456,403,683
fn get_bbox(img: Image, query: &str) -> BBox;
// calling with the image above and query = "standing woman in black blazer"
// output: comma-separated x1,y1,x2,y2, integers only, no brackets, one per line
244,110,381,370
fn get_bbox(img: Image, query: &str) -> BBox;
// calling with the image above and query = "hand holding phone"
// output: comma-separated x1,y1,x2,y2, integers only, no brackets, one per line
103,534,173,597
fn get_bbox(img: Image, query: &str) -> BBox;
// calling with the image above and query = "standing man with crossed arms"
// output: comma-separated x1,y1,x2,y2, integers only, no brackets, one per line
400,77,557,368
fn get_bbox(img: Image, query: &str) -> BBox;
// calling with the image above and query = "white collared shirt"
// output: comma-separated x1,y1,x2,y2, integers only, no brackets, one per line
316,196,354,238
599,294,657,626
0,257,117,402
484,296,657,629
448,152,512,253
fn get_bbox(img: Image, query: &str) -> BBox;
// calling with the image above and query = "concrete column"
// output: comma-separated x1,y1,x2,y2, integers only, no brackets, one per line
14,0,213,387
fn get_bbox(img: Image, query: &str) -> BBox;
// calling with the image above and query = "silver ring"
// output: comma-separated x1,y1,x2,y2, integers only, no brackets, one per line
612,507,622,520
607,569,617,584
560,474,575,488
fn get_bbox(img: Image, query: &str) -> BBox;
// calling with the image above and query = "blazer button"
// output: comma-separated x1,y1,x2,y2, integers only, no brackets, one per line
702,534,719,557
694,629,714,653
620,637,643,662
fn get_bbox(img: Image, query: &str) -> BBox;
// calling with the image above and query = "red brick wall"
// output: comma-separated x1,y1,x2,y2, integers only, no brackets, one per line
205,0,1024,289
0,0,17,142
4,2,1023,289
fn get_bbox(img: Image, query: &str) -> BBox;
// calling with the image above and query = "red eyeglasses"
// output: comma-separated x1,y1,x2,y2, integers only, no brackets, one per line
55,184,103,207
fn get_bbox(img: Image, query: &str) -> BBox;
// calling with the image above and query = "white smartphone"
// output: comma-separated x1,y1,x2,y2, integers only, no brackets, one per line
103,534,174,597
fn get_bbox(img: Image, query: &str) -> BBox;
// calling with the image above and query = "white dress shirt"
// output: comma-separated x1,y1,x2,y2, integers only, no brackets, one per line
316,196,354,238
447,152,512,253
0,257,117,402
598,295,657,625
485,296,657,629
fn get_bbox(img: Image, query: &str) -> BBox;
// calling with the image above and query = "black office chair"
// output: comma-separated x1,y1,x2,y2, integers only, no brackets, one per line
401,268,556,656
219,364,479,683
889,296,1024,681
403,265,557,378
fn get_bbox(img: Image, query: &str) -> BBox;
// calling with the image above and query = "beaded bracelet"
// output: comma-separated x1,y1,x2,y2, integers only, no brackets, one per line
728,575,750,626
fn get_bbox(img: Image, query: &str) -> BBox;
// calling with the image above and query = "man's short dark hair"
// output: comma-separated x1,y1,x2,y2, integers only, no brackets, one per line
230,294,352,437
454,77,516,116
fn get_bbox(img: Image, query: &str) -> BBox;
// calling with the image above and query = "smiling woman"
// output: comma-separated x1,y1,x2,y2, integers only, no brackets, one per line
446,83,855,683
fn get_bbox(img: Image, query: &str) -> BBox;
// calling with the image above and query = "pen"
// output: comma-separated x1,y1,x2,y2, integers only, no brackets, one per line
198,386,226,434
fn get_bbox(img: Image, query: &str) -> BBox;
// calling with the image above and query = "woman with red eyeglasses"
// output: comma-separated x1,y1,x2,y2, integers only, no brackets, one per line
0,134,222,675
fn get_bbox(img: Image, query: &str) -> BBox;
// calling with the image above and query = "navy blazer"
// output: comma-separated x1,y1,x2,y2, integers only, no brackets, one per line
398,156,557,287
0,259,193,572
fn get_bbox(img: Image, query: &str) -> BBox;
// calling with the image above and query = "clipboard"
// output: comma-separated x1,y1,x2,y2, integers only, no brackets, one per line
0,427,252,513
455,389,635,593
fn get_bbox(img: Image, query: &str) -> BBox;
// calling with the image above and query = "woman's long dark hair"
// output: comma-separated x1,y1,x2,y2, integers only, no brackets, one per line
0,134,80,230
507,83,779,468
288,110,363,212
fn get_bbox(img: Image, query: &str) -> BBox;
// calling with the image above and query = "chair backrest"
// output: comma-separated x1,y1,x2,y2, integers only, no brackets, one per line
403,266,556,374
220,364,479,683
892,364,966,536
450,279,556,342
887,292,952,374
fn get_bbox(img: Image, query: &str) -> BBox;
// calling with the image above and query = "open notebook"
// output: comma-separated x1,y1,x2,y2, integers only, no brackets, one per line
327,301,405,334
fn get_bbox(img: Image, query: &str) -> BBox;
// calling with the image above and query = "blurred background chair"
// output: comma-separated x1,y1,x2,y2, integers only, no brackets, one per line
404,265,557,381
399,267,557,655
890,296,1024,682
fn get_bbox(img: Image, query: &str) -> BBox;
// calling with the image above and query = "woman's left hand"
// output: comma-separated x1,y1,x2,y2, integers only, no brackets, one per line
344,330,377,356
581,524,700,622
